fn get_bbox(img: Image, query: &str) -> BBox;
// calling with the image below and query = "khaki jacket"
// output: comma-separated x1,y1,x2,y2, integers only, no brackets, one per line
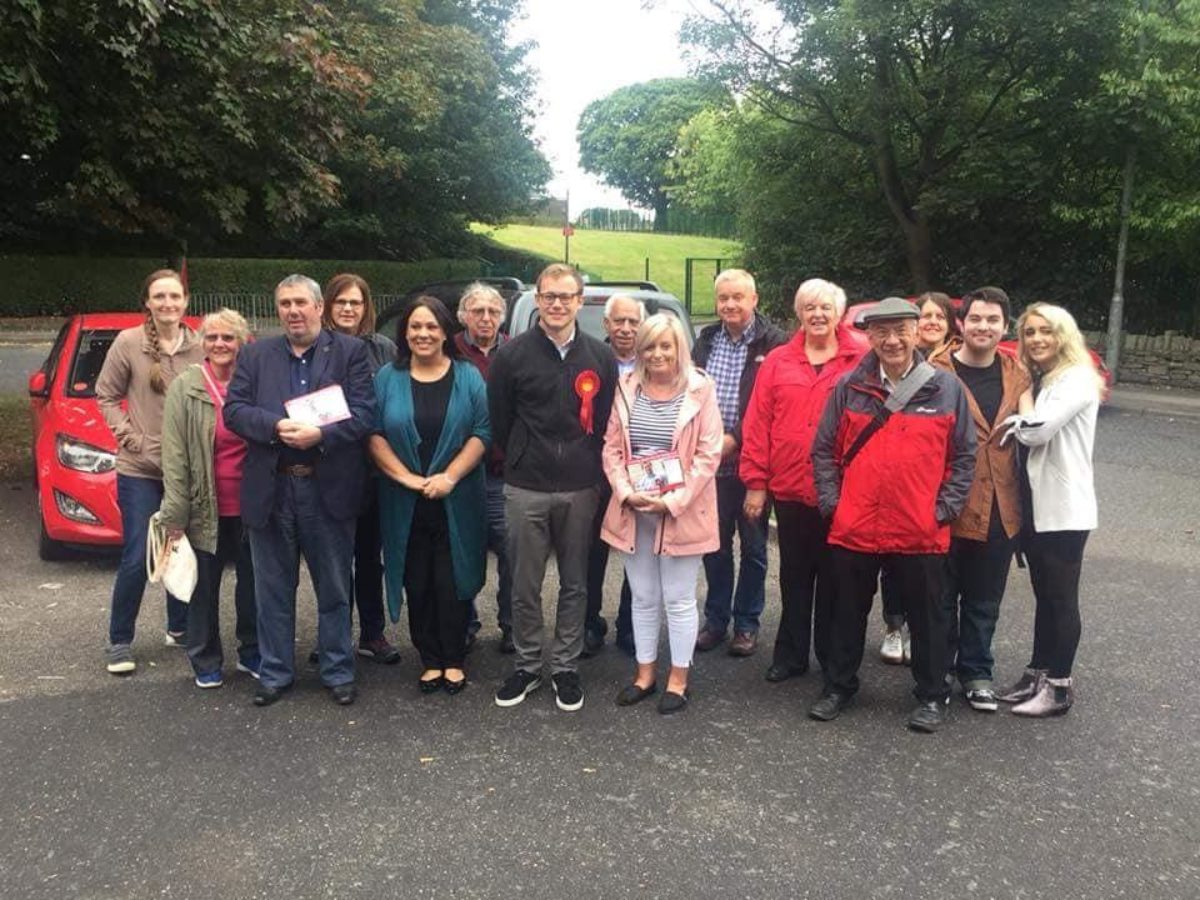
931,344,1031,541
159,365,222,553
95,326,204,478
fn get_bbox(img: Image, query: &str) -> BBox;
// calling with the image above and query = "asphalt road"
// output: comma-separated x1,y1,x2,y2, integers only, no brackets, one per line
1,409,1198,899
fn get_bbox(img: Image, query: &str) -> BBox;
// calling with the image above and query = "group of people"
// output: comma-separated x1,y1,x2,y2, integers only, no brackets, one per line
96,262,1100,729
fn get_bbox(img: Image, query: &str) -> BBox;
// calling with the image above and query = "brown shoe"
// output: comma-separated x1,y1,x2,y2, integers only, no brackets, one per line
695,625,726,652
728,630,758,657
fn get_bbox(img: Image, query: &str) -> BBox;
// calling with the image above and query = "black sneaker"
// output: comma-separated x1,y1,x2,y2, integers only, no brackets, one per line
965,687,998,712
551,671,585,712
494,670,542,708
907,700,949,733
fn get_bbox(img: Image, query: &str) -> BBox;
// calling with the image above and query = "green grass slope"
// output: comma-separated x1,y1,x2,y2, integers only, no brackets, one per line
472,224,741,315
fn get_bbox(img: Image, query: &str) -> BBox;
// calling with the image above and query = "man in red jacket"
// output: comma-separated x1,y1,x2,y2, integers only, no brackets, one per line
809,297,976,732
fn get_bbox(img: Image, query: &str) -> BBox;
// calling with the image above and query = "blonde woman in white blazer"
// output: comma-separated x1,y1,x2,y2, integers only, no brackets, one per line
998,303,1102,717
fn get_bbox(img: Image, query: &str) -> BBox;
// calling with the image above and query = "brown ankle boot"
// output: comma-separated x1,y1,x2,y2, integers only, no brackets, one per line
1012,676,1073,717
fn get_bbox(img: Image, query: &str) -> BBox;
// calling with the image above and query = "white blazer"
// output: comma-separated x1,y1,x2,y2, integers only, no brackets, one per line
1010,364,1099,532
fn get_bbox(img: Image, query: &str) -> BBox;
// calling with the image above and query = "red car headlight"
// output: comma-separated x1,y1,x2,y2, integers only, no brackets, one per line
56,436,117,474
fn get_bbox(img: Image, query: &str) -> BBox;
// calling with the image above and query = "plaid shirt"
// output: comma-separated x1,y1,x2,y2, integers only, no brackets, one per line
706,318,758,474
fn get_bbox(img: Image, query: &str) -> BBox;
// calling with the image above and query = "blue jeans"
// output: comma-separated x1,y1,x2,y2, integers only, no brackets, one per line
702,475,768,634
248,475,356,690
469,471,513,635
108,474,188,645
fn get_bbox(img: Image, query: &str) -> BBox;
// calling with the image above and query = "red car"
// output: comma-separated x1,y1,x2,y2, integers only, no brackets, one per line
27,313,200,560
842,300,1112,401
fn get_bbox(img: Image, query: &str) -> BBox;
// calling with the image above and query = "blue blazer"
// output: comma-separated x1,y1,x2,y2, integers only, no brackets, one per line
375,360,491,622
225,330,376,529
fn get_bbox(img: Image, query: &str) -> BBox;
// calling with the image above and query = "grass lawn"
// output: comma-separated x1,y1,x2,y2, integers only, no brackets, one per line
0,395,31,481
472,223,741,315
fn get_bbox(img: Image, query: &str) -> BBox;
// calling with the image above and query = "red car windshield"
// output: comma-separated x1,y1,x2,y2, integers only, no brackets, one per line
67,329,121,398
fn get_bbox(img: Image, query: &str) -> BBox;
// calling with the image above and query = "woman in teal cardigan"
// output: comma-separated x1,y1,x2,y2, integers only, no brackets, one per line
369,296,490,695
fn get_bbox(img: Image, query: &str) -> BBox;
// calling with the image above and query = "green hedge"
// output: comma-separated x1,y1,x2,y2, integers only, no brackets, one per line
0,255,514,316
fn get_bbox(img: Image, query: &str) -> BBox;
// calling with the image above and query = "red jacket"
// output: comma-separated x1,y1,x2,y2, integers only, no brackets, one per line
811,351,976,555
739,325,866,506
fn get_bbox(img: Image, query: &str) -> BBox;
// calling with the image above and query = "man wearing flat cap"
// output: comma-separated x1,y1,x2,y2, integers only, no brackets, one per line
809,297,976,732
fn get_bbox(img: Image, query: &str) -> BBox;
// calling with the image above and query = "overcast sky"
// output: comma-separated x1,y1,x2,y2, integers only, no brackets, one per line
513,0,692,215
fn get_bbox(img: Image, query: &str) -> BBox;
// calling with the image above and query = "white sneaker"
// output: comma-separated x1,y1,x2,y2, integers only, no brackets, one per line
165,631,187,648
902,626,912,666
880,629,904,665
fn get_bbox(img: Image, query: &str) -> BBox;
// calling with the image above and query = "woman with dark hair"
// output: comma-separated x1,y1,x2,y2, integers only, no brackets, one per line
96,269,205,675
916,291,959,359
159,309,259,688
369,297,490,694
999,302,1101,717
310,273,402,665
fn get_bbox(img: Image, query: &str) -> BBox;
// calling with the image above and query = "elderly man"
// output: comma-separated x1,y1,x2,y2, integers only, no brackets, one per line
692,269,787,656
225,274,375,707
809,297,976,732
454,282,514,653
489,263,618,711
583,294,644,656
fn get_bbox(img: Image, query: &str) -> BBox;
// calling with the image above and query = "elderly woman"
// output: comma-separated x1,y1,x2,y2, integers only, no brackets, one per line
160,309,258,688
370,296,490,694
453,282,513,652
319,273,401,665
999,303,1101,717
96,269,205,675
740,279,867,682
601,314,723,714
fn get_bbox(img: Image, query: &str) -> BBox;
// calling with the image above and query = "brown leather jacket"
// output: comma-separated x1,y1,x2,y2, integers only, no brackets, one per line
930,342,1031,541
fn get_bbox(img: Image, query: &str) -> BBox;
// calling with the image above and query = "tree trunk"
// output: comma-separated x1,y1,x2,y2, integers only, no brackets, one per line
1106,146,1137,381
652,195,669,232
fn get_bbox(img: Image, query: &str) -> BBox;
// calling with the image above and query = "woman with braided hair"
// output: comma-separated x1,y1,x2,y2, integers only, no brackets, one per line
96,269,205,675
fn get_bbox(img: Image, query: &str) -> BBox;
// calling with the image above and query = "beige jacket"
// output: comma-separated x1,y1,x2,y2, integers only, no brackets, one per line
96,325,204,478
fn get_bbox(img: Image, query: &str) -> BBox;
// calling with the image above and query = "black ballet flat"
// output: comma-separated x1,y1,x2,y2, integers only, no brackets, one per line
443,676,467,695
419,675,444,694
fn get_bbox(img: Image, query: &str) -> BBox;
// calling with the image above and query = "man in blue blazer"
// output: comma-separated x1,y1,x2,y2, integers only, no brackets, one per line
225,274,375,707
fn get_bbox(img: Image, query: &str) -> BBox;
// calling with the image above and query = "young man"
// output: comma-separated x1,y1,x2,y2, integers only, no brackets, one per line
691,269,787,656
225,274,375,708
809,297,976,733
932,286,1031,711
488,264,618,711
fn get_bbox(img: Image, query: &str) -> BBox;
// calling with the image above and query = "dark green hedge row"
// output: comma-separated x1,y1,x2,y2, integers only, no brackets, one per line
0,248,557,316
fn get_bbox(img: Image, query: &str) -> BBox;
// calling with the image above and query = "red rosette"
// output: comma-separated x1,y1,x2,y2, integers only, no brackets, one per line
574,369,600,434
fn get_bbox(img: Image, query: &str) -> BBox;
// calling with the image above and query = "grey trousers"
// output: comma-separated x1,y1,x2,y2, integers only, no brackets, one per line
504,484,599,674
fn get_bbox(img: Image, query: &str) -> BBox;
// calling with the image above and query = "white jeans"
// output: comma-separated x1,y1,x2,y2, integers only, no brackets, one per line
621,512,702,667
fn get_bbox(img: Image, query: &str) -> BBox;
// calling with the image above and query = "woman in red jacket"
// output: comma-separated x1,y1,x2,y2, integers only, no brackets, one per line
740,279,867,682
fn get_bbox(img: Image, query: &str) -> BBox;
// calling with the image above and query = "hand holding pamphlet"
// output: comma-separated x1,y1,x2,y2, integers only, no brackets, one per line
626,451,685,495
284,385,351,427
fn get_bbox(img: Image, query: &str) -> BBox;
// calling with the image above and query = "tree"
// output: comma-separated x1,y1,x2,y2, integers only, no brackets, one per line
681,0,1124,289
577,78,729,228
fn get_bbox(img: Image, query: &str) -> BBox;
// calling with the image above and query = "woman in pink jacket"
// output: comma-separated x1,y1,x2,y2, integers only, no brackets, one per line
601,314,723,714
740,278,867,682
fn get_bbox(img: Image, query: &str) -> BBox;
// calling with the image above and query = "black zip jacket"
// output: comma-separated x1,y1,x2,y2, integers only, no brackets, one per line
692,313,789,449
487,326,618,492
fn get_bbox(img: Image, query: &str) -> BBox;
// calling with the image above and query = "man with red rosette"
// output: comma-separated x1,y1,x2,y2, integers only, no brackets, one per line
488,264,618,712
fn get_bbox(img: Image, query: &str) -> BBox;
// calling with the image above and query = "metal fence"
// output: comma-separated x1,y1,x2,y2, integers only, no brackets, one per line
190,292,410,334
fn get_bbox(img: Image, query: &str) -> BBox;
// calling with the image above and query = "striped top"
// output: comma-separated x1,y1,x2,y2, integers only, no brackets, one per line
630,389,684,458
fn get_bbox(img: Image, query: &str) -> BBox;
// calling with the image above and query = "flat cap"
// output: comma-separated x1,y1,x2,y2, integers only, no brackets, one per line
860,296,919,324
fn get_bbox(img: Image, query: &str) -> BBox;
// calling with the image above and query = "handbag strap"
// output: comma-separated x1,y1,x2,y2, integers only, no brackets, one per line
841,361,936,468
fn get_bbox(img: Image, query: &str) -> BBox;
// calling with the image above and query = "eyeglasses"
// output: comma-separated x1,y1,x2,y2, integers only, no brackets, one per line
536,291,581,306
467,307,503,319
867,323,915,339
333,299,364,309
203,333,239,344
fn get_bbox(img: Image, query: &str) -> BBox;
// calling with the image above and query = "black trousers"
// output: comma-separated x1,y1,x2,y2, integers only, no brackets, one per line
187,516,257,674
405,498,468,670
1026,529,1089,678
351,492,387,642
585,479,632,640
826,548,950,703
943,534,1017,687
772,501,834,671
880,567,906,630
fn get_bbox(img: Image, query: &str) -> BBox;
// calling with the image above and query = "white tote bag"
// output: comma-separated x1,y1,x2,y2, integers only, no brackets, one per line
146,511,198,604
